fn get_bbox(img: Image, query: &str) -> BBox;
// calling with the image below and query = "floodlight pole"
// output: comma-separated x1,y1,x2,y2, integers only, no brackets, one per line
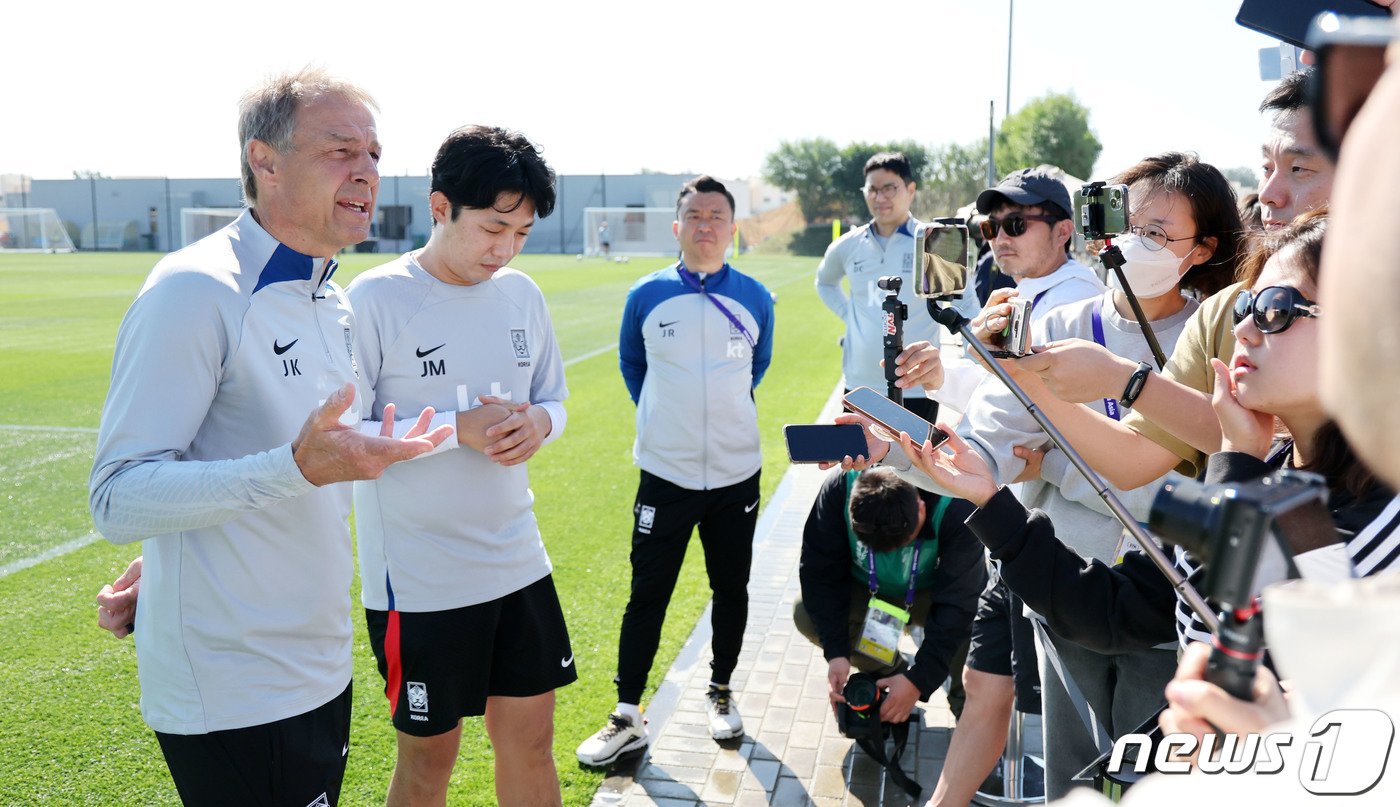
1006,0,1014,116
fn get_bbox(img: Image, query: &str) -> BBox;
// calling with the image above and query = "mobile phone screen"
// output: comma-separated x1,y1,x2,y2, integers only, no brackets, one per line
1235,0,1389,50
783,424,870,463
842,387,944,447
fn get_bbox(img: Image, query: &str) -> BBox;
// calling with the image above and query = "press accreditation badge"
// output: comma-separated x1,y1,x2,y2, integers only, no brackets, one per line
856,598,909,666
1113,528,1145,566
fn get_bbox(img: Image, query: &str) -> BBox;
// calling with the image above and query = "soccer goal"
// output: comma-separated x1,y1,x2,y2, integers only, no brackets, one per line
181,207,244,248
0,208,75,252
583,207,677,257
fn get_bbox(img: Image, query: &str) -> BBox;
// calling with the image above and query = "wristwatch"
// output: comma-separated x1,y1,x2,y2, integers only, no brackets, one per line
1120,361,1153,409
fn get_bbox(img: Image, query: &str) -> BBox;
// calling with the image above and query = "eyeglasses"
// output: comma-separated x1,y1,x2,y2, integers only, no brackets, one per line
1232,286,1321,334
863,182,905,199
1127,223,1198,252
979,213,1058,240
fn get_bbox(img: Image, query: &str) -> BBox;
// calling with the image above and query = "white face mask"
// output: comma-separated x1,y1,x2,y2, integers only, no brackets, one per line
1109,234,1193,298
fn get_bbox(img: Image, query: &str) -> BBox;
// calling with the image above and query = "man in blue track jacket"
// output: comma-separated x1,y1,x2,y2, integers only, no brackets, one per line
577,175,774,766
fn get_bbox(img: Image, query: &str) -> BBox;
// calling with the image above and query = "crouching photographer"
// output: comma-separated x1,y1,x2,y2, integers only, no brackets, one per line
794,467,986,724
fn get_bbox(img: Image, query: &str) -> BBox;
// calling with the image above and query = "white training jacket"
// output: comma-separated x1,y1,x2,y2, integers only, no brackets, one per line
89,210,359,735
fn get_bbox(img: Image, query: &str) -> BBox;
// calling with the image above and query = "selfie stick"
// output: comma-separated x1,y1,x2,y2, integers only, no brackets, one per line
880,276,907,404
927,300,1218,632
1099,240,1168,371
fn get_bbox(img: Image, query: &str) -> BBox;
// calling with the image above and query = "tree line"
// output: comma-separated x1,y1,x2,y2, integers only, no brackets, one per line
763,92,1103,226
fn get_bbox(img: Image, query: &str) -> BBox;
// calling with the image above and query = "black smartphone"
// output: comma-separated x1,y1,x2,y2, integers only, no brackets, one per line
1236,0,1390,51
783,424,870,464
842,386,949,448
1308,13,1395,160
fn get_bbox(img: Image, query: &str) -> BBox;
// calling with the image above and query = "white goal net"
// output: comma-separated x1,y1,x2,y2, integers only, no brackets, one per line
181,207,244,248
0,208,75,252
583,207,678,257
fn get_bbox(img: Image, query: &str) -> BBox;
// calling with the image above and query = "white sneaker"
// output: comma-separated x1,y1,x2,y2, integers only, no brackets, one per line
576,712,648,767
705,685,744,740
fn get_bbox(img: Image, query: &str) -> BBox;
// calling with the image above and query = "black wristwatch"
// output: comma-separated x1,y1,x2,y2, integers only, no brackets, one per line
1120,361,1153,409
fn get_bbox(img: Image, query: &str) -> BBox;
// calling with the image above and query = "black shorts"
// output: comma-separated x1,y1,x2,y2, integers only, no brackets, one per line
156,682,351,807
365,574,577,737
965,573,1042,714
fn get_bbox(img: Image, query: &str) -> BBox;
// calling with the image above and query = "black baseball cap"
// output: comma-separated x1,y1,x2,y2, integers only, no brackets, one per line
976,167,1072,220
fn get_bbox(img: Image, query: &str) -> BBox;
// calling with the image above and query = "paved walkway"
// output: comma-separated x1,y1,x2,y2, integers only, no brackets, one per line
589,392,965,807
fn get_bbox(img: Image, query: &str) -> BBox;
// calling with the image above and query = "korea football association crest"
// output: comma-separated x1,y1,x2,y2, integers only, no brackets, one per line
406,681,429,713
637,504,657,534
511,329,530,359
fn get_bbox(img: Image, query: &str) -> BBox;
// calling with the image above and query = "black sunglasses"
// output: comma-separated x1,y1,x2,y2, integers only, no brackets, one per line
1232,286,1321,335
979,213,1059,240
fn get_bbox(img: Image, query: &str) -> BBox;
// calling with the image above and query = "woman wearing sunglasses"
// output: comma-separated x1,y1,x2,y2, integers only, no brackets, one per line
841,153,1244,799
898,208,1394,714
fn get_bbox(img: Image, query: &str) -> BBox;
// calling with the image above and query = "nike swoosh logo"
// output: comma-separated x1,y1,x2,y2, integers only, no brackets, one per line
416,344,446,358
561,655,574,667
658,321,678,328
744,499,759,513
273,339,298,355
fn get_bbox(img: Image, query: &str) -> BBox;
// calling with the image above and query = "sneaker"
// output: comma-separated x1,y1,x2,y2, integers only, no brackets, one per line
705,684,744,740
576,712,648,767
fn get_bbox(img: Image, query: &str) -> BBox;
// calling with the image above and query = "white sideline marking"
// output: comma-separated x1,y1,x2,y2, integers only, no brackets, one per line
0,424,99,434
565,343,617,367
0,531,101,580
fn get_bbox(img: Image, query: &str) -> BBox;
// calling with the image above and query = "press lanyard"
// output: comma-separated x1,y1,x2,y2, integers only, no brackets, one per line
677,262,756,349
1089,298,1121,421
868,539,923,608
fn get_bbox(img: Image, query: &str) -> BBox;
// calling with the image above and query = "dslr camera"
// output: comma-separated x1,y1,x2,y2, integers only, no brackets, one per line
1149,469,1331,609
835,672,885,741
1074,181,1130,241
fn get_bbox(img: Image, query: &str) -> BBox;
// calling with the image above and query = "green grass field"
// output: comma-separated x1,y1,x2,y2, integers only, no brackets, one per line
0,249,842,805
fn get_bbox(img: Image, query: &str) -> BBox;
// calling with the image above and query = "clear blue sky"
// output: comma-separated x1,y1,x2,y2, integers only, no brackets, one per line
4,0,1285,185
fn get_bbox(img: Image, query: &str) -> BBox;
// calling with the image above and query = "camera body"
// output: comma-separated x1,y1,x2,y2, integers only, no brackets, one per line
836,672,885,741
877,275,902,294
1148,469,1329,609
1075,181,1130,241
913,219,972,299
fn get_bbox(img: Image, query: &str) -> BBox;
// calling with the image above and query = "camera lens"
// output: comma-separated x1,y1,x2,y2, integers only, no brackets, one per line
1148,478,1224,560
843,677,879,710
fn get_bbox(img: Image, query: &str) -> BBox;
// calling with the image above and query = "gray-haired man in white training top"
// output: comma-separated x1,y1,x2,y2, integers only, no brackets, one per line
89,68,451,806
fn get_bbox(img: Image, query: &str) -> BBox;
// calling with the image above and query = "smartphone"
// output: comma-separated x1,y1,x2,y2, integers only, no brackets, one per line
783,424,870,464
913,220,971,299
842,386,949,448
1074,183,1129,241
1236,0,1390,51
1308,13,1394,161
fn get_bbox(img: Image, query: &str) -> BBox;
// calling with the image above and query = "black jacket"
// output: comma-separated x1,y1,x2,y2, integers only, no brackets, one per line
799,470,986,699
965,450,1397,655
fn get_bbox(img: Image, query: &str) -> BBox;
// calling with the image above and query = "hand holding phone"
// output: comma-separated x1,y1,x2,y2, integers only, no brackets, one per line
842,387,948,448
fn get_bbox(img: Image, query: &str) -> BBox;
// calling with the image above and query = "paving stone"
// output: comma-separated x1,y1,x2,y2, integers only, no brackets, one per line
772,775,815,806
627,778,701,802
762,705,795,734
810,765,849,800
783,745,818,779
645,748,715,769
769,683,801,709
788,719,824,751
712,744,750,773
698,769,743,804
637,763,709,786
741,757,782,791
623,796,697,807
817,736,855,767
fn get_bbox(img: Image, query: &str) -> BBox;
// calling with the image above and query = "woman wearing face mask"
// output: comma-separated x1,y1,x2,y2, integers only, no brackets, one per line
861,152,1243,801
902,210,1396,760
